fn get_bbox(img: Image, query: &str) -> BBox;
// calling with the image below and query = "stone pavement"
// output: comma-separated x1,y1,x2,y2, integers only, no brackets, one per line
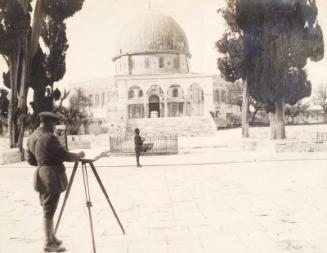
1,151,327,253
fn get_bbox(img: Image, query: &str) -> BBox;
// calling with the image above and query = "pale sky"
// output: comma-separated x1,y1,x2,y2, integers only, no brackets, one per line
0,0,326,94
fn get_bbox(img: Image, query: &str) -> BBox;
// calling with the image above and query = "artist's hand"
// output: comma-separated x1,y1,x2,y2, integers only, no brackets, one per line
78,151,85,158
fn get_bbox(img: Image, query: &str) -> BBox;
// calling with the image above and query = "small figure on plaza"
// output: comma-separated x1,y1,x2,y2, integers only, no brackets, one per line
134,128,145,167
27,112,85,252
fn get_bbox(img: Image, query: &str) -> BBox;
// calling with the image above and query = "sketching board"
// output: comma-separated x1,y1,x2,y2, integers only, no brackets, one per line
70,149,110,163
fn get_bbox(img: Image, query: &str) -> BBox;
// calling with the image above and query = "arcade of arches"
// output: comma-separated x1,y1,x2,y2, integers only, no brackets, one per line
127,84,204,119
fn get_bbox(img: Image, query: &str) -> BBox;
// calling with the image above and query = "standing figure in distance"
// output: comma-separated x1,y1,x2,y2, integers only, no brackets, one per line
27,112,85,252
134,128,145,167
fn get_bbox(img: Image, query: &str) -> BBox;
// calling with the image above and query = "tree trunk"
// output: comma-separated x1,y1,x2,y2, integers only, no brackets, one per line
269,100,286,139
8,47,21,148
17,37,29,155
241,80,250,138
17,0,45,110
15,0,46,155
250,109,258,124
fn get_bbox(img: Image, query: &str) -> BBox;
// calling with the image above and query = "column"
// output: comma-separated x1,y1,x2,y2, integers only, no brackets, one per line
183,100,187,116
164,96,168,117
144,98,148,118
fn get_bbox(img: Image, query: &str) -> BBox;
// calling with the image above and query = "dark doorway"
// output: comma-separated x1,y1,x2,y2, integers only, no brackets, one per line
149,95,160,117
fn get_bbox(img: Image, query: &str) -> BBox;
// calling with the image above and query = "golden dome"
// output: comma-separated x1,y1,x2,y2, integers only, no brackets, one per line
114,10,191,59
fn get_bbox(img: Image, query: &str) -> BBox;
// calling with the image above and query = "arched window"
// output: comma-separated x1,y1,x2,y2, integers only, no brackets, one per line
128,90,134,99
138,90,143,97
159,57,164,68
173,88,178,97
167,84,183,98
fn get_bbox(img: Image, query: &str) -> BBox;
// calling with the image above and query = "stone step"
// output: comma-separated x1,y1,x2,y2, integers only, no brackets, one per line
125,116,216,137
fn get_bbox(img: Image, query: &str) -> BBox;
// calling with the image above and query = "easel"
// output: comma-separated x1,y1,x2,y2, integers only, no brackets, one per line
54,156,125,253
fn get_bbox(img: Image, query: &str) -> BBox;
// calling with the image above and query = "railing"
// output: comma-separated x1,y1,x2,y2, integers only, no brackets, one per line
316,132,327,143
109,135,178,154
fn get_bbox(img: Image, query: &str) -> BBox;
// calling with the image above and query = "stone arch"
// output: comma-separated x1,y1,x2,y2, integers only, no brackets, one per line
167,84,184,99
146,84,164,97
128,85,143,100
128,85,144,119
128,90,135,99
167,84,185,117
138,90,143,97
146,85,164,118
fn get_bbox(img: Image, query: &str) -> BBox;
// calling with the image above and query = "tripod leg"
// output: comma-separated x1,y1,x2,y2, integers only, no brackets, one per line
86,203,96,253
89,162,126,235
82,163,97,253
54,161,79,234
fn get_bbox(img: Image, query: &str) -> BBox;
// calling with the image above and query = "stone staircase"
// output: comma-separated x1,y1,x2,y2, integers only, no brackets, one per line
125,115,217,138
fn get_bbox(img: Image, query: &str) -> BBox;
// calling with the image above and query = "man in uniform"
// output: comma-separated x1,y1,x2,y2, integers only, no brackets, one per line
27,112,85,252
134,128,145,167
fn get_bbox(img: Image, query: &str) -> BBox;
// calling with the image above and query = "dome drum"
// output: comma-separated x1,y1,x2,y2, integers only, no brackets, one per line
115,52,190,75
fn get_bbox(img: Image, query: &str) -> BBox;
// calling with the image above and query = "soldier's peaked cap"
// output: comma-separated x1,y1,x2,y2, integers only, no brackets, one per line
39,112,60,120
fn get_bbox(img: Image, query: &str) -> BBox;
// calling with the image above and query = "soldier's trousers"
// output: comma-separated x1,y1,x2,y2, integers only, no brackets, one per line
39,192,60,219
136,151,141,165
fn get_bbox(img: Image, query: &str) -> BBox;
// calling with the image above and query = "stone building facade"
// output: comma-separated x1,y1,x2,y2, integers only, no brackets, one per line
68,9,233,137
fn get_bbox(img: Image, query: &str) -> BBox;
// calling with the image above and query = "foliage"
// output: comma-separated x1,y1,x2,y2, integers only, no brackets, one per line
216,0,245,83
0,115,8,135
44,0,84,20
0,0,85,149
217,0,251,137
0,88,9,117
285,101,309,124
52,88,61,101
226,81,265,124
235,0,324,111
248,97,265,124
54,88,90,135
226,81,243,110
312,83,327,122
29,3,78,118
41,17,68,85
0,88,9,136
0,0,30,57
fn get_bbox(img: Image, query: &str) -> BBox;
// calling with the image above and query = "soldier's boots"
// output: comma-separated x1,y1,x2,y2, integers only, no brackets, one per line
51,222,63,246
44,241,66,252
52,235,63,246
43,218,66,252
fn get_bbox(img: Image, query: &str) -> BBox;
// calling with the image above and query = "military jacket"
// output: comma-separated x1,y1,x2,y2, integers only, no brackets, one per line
27,127,80,194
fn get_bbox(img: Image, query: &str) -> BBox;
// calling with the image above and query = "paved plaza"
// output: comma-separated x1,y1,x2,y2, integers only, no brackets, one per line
1,150,327,253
